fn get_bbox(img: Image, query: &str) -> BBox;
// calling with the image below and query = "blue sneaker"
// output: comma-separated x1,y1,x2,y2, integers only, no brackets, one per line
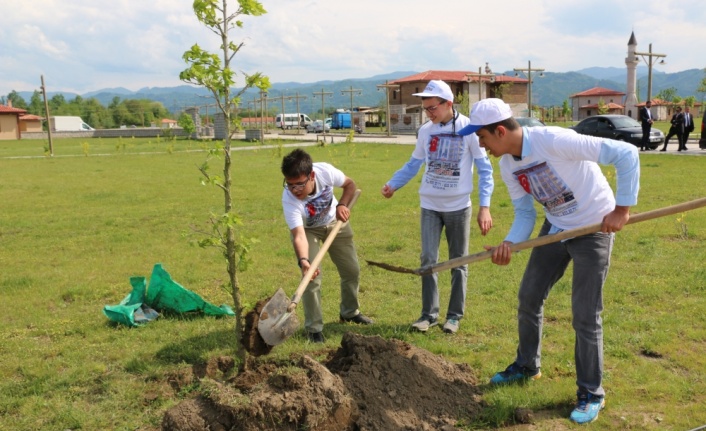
489,362,541,385
570,392,605,424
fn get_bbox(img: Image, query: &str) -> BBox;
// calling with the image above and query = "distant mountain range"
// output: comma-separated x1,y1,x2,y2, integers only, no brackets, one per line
17,67,705,115
532,66,704,107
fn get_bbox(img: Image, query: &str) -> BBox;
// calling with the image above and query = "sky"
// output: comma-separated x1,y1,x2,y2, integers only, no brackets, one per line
2,0,705,97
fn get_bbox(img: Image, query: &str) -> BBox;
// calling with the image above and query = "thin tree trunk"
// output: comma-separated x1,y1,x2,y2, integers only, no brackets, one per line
221,1,246,370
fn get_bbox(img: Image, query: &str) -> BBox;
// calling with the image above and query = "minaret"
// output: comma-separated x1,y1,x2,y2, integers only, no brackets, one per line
624,31,639,119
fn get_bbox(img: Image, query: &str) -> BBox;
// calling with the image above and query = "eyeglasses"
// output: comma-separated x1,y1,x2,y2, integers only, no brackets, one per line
283,176,311,191
423,102,444,113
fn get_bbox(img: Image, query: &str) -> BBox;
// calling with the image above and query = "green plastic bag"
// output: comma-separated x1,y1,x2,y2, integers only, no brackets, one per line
103,263,234,327
103,277,159,327
145,263,234,316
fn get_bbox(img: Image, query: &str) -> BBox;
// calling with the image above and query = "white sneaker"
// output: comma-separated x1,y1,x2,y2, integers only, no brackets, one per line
443,319,460,334
411,317,438,332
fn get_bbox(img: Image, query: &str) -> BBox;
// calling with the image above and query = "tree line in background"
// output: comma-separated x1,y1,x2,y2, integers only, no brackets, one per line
1,88,354,130
2,90,171,129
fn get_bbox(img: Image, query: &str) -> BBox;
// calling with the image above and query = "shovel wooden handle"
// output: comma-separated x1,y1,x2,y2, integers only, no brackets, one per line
416,196,706,276
288,189,362,310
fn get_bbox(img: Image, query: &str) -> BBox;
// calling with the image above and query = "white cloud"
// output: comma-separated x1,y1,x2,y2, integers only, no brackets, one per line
16,25,70,58
1,0,705,96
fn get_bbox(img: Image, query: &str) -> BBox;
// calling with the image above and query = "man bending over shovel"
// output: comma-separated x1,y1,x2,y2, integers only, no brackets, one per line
458,98,640,424
281,149,373,343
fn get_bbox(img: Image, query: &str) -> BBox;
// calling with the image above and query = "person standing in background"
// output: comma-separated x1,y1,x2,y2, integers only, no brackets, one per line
639,100,653,151
661,106,684,152
681,106,694,151
381,80,494,335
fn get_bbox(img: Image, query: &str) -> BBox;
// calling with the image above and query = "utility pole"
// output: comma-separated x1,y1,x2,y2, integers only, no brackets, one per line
247,99,257,116
289,92,307,130
465,66,495,110
376,80,400,137
634,43,667,102
40,75,53,156
244,99,258,130
313,88,333,136
341,85,362,112
253,91,268,144
514,60,545,118
271,93,294,130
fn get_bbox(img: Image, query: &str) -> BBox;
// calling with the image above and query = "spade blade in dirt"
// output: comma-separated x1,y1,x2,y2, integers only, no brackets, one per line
257,189,362,347
258,288,300,346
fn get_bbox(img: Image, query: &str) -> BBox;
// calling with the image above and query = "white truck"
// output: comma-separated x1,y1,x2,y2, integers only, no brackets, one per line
50,116,94,132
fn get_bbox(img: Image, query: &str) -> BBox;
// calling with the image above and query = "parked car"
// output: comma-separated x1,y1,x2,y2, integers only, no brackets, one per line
306,118,331,133
515,117,545,127
570,114,664,149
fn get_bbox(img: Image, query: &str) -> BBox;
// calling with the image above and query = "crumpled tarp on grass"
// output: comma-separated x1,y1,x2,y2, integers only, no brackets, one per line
103,263,234,327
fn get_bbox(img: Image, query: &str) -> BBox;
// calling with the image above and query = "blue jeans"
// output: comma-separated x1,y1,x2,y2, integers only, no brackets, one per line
515,219,613,397
419,207,470,321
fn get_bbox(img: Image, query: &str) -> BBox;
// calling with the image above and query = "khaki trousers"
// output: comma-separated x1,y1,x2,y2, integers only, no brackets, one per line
302,221,360,333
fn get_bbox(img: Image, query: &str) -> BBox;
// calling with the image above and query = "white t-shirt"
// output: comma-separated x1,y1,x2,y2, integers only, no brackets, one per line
414,113,488,212
282,162,344,230
500,127,615,230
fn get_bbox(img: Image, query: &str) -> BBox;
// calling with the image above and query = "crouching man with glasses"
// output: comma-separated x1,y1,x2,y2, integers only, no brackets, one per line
281,148,373,343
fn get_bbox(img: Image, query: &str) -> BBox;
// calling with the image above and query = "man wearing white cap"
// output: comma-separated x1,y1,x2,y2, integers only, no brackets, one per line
381,80,494,335
458,98,640,424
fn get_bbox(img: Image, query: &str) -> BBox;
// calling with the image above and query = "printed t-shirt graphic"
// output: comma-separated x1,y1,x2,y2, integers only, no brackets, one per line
304,185,334,227
513,161,578,217
425,134,465,190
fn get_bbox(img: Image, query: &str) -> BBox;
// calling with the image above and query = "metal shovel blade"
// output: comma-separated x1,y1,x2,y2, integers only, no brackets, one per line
257,288,301,346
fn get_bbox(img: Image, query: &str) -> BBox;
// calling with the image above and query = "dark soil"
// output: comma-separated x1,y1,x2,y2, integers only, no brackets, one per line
241,297,273,357
162,332,485,431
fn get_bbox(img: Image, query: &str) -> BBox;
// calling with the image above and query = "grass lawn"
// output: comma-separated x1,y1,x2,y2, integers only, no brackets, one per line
0,136,705,430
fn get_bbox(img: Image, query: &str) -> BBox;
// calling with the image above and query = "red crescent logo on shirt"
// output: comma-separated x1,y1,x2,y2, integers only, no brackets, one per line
429,136,439,152
518,174,531,194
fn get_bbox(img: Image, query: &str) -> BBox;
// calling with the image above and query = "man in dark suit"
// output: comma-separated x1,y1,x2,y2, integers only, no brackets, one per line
661,107,684,151
639,100,653,151
681,106,694,151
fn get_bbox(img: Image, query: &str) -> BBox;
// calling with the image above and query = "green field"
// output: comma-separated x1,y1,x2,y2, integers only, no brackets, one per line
1,136,705,430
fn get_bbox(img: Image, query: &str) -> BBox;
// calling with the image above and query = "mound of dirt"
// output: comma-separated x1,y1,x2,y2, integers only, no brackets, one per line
162,332,484,431
328,333,483,430
162,354,355,431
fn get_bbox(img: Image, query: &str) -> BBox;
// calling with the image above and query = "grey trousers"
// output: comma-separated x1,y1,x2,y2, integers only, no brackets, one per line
419,206,471,321
302,222,360,333
515,219,613,397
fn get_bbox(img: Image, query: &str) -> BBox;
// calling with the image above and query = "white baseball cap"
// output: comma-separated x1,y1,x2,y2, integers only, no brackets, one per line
458,98,513,136
412,80,454,102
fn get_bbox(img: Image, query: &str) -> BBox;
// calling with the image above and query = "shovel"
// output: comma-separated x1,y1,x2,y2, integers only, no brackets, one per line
367,196,706,276
258,189,362,346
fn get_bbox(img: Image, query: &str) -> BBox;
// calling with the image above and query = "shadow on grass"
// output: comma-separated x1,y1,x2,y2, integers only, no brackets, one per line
473,382,575,428
154,328,237,365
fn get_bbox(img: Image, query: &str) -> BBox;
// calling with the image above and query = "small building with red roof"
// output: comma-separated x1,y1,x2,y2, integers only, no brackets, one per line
383,69,529,133
19,114,44,133
388,69,529,112
569,87,626,120
0,101,28,140
160,118,178,129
